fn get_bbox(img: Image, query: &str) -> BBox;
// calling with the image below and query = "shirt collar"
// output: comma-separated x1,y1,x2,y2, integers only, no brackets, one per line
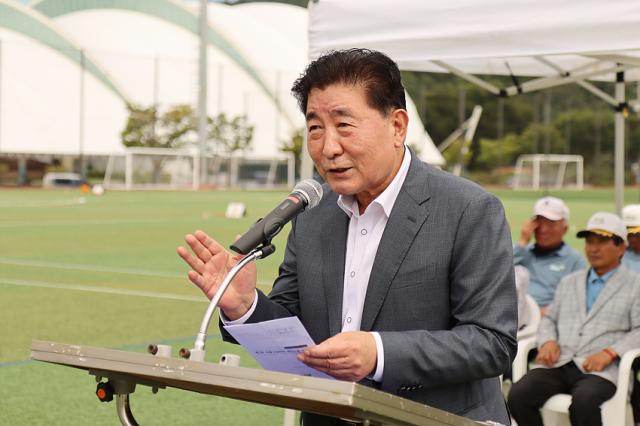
529,241,568,257
587,266,619,284
337,147,411,218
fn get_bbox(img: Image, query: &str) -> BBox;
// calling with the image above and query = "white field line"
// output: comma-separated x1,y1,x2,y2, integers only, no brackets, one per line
0,197,87,208
0,277,207,303
0,258,273,285
0,257,183,278
0,217,198,228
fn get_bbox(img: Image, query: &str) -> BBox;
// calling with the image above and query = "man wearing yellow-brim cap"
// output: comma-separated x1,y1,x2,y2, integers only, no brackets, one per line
622,204,640,273
621,204,640,424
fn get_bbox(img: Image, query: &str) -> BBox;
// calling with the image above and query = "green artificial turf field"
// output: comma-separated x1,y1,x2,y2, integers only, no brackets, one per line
0,186,635,424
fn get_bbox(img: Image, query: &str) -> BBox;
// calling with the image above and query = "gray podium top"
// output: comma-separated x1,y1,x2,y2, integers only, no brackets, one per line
31,340,482,426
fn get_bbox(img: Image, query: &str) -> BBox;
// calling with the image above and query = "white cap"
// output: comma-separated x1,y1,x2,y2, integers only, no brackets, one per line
533,196,569,221
622,205,640,232
577,212,627,243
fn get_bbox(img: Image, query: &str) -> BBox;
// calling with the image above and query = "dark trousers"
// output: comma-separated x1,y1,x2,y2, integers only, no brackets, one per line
300,412,361,425
508,362,616,426
632,358,640,423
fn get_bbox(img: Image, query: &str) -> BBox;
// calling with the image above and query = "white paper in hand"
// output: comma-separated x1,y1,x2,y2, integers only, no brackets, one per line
224,316,333,379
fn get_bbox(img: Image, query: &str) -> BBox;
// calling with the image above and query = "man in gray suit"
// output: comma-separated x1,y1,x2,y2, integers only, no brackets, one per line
178,49,517,424
508,212,640,426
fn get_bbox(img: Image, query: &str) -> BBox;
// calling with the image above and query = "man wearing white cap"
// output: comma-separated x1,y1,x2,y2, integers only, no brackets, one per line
622,204,640,272
621,204,640,425
509,212,640,426
514,196,586,315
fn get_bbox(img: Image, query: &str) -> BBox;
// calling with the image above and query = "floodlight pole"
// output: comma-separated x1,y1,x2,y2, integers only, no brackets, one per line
197,0,208,189
79,49,86,180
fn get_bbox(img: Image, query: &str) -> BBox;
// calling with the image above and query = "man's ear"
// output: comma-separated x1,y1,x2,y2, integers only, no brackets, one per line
390,109,409,147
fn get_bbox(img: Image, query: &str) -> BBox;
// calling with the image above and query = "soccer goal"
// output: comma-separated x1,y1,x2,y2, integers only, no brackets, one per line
103,148,199,190
512,154,584,190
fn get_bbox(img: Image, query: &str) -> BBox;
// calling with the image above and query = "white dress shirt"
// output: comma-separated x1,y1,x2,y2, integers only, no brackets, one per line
224,148,412,383
336,147,411,382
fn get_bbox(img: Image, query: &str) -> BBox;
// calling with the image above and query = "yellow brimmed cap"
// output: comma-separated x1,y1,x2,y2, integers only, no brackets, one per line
576,212,627,243
623,205,640,228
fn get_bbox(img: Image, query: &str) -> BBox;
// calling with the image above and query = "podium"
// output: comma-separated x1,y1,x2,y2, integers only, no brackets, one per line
31,340,483,426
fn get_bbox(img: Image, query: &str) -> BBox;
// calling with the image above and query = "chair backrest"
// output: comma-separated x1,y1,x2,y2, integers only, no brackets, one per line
517,294,541,340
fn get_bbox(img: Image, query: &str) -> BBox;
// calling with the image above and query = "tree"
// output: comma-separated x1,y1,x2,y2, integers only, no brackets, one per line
280,128,304,179
121,104,196,182
208,113,254,185
208,113,254,156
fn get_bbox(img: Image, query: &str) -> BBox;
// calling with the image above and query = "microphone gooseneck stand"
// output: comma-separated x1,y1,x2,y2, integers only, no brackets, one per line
181,244,276,361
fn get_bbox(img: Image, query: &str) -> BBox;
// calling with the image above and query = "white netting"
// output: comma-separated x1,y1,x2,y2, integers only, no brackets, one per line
103,148,198,190
512,154,584,190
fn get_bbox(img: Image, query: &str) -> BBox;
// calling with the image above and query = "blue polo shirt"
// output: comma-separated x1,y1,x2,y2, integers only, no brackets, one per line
513,242,586,307
586,267,618,312
622,248,640,273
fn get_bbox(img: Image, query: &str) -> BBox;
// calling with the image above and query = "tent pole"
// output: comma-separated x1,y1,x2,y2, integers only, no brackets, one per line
431,60,500,95
615,71,625,215
504,63,629,96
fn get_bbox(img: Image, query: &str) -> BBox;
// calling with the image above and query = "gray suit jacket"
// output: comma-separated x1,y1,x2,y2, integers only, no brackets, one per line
222,155,517,423
537,266,640,384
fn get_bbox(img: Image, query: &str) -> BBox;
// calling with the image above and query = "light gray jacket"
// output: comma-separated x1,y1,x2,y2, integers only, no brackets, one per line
537,266,640,384
223,155,517,423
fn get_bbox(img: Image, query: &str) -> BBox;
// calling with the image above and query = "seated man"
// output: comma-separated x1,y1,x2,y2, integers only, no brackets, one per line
514,196,585,316
621,204,640,424
508,212,640,426
623,204,640,272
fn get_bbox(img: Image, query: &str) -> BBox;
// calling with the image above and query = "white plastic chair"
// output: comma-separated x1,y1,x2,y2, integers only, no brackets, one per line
540,348,640,426
512,344,640,426
510,295,541,383
517,295,541,340
512,335,538,384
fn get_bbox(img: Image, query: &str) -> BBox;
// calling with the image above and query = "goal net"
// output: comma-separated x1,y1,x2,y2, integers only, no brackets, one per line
103,148,198,190
512,154,584,190
103,148,294,190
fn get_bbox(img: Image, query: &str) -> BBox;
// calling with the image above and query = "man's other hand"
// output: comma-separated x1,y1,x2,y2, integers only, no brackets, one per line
582,350,616,372
297,331,377,382
536,340,561,367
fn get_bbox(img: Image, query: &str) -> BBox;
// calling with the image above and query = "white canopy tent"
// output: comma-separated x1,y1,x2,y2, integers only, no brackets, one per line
308,0,640,213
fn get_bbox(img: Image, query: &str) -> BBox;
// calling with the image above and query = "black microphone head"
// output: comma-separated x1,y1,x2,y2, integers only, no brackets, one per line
292,179,323,209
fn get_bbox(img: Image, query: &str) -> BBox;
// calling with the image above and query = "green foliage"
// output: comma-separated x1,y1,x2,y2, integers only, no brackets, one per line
120,104,197,183
208,113,255,156
401,70,640,185
474,134,524,170
121,104,196,149
280,128,305,179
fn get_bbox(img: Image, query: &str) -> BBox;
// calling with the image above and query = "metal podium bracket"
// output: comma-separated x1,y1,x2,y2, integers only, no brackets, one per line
116,394,139,426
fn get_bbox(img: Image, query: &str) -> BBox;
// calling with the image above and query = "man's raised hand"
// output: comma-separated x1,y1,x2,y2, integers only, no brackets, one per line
177,230,257,320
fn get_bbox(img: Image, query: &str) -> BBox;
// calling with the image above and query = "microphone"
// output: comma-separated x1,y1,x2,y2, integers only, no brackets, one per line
230,179,323,254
